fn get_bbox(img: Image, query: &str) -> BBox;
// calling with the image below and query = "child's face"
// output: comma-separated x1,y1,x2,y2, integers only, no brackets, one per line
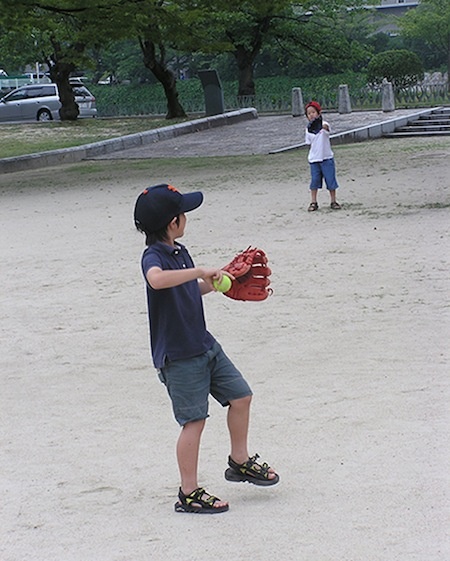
306,106,320,121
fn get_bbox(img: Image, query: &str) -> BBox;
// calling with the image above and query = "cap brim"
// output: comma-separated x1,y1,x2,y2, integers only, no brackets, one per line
180,191,203,213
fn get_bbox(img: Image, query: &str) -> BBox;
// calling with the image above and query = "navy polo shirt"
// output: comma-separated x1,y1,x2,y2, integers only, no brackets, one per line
141,241,216,368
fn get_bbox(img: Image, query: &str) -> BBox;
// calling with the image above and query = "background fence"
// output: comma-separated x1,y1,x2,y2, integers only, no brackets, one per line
92,83,450,117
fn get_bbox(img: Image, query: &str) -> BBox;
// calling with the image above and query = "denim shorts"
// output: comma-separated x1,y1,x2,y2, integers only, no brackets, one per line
309,158,339,190
158,341,252,426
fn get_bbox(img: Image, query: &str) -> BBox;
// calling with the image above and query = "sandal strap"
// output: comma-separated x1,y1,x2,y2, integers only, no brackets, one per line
178,487,221,508
228,453,273,480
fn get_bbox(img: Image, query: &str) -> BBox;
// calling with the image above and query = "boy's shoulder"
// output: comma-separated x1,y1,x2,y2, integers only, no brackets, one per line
142,241,189,265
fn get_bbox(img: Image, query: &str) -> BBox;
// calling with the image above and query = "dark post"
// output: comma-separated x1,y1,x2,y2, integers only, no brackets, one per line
198,69,225,116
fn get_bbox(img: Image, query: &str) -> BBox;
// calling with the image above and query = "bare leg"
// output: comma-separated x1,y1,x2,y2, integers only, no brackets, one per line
177,419,205,494
227,395,252,464
227,395,277,479
177,419,228,509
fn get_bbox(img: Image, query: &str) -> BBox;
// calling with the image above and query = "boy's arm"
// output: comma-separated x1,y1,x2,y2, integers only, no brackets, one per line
146,266,226,293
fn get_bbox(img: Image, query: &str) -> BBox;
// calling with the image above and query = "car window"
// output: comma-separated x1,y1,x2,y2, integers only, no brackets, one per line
27,85,57,98
39,85,57,97
24,88,42,98
72,86,90,97
4,90,28,101
18,86,56,99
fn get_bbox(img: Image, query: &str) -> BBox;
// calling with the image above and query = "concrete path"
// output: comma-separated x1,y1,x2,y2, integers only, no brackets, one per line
92,108,424,160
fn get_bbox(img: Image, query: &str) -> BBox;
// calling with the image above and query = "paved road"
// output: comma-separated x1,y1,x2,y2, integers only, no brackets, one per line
94,109,421,160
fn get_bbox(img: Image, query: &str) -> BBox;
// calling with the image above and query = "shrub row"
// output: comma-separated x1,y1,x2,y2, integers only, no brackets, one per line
89,73,449,117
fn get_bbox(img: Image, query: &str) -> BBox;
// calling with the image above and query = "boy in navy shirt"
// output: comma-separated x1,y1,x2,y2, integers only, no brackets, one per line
134,183,279,514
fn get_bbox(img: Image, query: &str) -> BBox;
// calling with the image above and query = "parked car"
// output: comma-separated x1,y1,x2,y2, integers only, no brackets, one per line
0,83,97,122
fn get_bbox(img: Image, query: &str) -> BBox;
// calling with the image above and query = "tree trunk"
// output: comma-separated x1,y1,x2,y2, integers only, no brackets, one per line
139,38,187,119
234,46,256,97
46,50,79,121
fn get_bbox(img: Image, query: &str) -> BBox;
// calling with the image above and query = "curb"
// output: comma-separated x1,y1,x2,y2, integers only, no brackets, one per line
269,108,441,153
0,108,258,174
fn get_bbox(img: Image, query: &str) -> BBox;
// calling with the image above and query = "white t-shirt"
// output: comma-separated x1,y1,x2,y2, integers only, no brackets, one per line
305,120,334,163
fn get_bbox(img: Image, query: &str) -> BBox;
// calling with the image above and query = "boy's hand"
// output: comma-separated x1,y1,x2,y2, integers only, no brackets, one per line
201,269,235,291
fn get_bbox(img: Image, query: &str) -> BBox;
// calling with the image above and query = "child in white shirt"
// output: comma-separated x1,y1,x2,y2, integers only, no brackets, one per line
304,101,341,212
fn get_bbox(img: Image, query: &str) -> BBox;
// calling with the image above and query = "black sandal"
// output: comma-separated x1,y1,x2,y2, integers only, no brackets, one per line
308,202,319,212
224,454,280,486
174,487,229,514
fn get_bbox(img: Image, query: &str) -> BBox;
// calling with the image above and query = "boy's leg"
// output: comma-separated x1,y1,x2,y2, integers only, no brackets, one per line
160,354,228,509
177,419,205,494
321,159,341,208
308,162,322,210
227,396,277,480
176,419,229,511
227,395,252,464
209,342,277,482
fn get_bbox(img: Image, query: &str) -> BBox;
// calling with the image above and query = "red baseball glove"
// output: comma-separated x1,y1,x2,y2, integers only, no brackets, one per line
222,246,272,301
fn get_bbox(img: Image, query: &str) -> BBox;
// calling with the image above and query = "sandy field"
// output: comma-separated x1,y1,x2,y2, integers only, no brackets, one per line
1,134,449,561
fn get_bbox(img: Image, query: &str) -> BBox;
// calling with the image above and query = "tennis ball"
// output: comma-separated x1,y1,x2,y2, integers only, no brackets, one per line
213,275,232,293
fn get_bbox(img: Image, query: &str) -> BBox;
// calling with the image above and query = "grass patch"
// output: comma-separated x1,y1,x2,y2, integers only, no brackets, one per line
0,116,188,158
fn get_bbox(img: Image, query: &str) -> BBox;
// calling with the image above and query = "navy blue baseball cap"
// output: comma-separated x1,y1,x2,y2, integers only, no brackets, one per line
134,183,204,233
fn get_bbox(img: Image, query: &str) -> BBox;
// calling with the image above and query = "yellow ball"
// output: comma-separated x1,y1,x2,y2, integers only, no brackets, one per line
213,275,232,293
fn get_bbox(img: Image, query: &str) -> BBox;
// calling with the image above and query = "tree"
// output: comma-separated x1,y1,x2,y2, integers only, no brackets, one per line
103,0,199,119
0,0,138,119
0,0,202,119
192,0,368,97
367,49,424,89
399,0,450,91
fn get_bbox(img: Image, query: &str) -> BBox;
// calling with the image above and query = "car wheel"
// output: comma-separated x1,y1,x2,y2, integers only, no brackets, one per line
37,109,52,121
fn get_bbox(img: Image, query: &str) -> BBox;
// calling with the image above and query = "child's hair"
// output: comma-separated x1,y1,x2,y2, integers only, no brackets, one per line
136,215,180,246
305,101,322,115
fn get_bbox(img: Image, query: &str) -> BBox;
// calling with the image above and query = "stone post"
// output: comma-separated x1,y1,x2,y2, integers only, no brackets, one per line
338,84,352,114
292,87,304,117
382,79,395,112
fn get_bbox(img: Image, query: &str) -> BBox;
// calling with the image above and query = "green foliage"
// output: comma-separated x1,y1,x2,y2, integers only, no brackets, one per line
398,0,450,80
367,49,424,89
89,72,369,115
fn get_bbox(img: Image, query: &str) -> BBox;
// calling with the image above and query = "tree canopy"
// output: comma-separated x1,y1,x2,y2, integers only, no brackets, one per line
367,49,424,89
399,0,450,90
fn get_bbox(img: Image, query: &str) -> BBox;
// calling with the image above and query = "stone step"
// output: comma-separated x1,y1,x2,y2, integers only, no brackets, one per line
387,108,450,137
384,130,450,137
416,115,450,125
430,109,450,115
396,124,450,132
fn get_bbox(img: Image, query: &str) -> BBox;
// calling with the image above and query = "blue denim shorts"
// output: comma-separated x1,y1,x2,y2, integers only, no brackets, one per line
158,341,253,426
309,158,339,190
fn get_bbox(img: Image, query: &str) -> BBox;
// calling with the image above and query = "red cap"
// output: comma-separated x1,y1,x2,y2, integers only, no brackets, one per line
305,101,322,114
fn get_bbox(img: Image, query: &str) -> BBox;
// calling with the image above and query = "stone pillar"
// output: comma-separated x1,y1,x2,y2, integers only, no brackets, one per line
382,79,395,112
292,87,304,117
338,84,352,114
198,69,225,116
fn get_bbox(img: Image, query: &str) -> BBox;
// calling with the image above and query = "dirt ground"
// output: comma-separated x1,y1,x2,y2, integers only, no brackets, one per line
1,133,449,561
